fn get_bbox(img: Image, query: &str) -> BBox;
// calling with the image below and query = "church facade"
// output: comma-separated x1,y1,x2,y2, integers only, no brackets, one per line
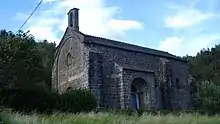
52,8,194,110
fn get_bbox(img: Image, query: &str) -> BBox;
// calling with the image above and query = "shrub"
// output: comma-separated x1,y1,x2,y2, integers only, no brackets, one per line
197,80,220,114
57,89,97,113
0,86,58,113
0,87,97,114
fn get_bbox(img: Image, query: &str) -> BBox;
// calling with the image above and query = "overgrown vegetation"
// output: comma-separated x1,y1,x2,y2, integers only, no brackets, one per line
0,29,56,89
185,45,220,84
0,87,97,114
0,87,58,113
183,45,220,113
58,89,97,113
0,30,97,114
1,110,220,124
196,80,220,114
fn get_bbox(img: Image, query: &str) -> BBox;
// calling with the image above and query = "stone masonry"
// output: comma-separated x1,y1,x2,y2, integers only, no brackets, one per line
52,8,194,110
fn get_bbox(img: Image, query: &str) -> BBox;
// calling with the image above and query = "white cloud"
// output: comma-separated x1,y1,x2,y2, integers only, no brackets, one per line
159,2,220,56
159,35,220,56
28,26,59,42
159,36,184,54
42,0,57,4
165,7,215,29
108,19,143,36
17,0,143,44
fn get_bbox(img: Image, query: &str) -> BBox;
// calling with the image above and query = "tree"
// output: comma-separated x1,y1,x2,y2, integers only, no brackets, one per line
34,40,56,87
184,44,220,113
0,30,56,89
185,45,220,85
197,80,220,114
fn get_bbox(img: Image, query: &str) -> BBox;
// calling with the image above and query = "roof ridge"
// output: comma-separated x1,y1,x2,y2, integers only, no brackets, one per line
83,33,185,61
84,34,169,52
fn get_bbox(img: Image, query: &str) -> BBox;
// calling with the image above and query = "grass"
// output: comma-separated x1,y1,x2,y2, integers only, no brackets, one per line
1,110,220,124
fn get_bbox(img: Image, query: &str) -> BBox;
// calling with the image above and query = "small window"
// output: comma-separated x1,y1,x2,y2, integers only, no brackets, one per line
67,53,72,67
67,87,73,91
154,78,158,88
176,78,181,89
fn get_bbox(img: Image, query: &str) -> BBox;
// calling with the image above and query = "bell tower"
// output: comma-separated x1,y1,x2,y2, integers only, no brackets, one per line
67,8,79,31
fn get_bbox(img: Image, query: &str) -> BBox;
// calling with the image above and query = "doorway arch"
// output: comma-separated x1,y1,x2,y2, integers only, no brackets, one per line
131,78,147,110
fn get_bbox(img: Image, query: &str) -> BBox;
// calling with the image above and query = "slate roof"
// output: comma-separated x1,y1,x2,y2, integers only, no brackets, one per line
54,28,187,62
83,34,187,62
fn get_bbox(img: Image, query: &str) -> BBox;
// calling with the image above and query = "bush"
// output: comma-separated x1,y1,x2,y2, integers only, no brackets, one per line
197,80,220,114
0,86,58,113
0,87,97,114
57,89,97,113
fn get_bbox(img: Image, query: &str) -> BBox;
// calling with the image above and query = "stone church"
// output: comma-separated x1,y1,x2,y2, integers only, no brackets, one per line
52,8,194,110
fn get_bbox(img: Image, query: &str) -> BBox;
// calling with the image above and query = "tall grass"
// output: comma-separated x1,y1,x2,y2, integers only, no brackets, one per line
1,110,220,124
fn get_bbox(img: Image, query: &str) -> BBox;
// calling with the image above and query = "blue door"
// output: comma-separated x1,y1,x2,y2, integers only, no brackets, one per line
131,92,138,110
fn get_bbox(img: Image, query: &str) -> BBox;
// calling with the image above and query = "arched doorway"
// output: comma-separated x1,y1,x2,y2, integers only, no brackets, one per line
131,84,139,110
131,78,146,110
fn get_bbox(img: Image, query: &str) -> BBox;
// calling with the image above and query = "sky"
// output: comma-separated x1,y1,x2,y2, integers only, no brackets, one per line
1,0,220,57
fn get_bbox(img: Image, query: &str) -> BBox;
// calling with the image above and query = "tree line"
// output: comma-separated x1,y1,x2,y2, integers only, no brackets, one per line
184,45,220,113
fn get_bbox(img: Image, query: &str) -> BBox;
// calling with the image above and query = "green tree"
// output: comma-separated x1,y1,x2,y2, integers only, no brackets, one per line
185,45,220,85
34,40,56,87
197,80,220,114
0,30,56,89
184,44,220,113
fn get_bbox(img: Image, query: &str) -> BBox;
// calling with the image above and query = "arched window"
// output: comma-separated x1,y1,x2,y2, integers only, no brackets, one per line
67,53,72,67
67,87,73,92
176,78,181,89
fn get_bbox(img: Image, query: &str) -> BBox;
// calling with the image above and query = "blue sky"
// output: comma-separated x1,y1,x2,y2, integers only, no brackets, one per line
1,0,220,56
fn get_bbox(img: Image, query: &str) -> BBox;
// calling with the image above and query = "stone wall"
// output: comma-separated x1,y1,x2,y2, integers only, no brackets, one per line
51,29,70,91
52,30,192,110
51,55,58,91
170,60,191,109
188,75,197,109
84,40,157,109
88,51,104,107
122,70,156,109
156,58,173,109
84,35,192,110
52,28,88,93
